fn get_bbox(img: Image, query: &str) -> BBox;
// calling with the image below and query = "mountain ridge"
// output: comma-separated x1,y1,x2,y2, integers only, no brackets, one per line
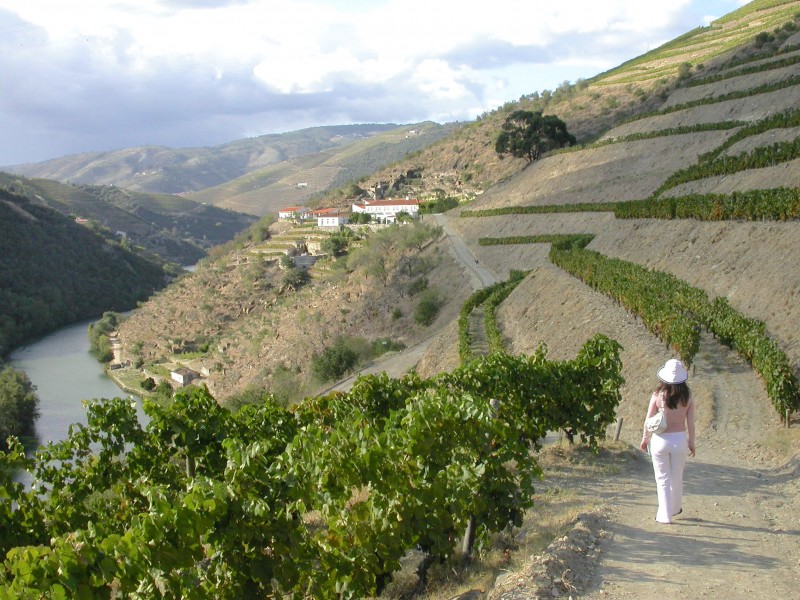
5,122,455,202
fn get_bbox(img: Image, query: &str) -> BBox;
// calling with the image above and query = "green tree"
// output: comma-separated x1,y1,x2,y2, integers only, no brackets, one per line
311,337,358,382
87,311,120,363
414,290,442,326
281,267,311,291
350,212,372,224
0,366,40,448
495,110,576,162
321,233,350,256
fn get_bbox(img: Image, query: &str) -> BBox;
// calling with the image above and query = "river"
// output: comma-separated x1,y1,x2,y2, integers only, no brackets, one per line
9,318,141,448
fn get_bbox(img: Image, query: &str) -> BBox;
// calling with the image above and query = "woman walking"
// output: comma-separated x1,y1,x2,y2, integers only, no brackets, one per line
640,359,696,524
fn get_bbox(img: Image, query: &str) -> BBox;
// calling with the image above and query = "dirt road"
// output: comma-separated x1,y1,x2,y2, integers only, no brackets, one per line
576,334,800,599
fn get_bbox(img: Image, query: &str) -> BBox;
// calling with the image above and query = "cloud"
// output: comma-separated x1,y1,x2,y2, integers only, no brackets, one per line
0,0,745,165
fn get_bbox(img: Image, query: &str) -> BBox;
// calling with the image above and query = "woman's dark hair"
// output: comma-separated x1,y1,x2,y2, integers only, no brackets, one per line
657,381,691,409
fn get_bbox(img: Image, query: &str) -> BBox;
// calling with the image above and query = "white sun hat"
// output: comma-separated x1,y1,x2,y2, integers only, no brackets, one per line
657,358,688,384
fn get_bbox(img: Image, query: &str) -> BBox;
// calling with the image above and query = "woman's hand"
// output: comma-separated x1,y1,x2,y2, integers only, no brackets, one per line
688,442,696,457
640,438,649,452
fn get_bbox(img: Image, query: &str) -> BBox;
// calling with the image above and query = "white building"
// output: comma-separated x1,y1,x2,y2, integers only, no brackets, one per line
351,198,421,222
317,209,350,227
278,206,309,220
171,368,200,387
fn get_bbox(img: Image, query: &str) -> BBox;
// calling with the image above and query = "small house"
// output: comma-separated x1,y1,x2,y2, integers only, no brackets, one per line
171,367,200,387
351,198,421,222
318,210,350,227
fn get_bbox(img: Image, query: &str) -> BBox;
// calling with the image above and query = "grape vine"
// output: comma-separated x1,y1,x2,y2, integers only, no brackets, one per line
1,335,623,598
478,235,800,418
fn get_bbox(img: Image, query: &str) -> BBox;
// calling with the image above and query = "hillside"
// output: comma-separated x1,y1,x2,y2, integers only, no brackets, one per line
0,172,256,265
3,124,402,193
0,188,170,356
346,0,800,205
188,122,457,216
5,123,455,214
113,0,800,404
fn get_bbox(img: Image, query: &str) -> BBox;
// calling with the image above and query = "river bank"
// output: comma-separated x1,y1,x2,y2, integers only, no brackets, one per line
9,320,144,448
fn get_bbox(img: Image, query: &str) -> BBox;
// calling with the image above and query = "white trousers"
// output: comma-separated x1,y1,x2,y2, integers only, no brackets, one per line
649,431,688,523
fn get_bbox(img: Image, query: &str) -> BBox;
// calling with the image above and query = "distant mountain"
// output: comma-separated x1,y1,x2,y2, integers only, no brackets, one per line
0,188,170,356
188,122,458,216
0,172,257,265
4,123,447,198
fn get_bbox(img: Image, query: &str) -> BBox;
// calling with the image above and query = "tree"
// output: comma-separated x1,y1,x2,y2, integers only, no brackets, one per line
321,233,350,256
414,290,442,326
495,110,576,163
0,366,40,448
281,267,310,292
87,311,120,363
312,337,358,382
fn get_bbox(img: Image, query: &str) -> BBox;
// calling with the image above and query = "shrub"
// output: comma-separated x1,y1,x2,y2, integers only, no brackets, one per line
406,276,429,297
312,338,358,382
0,366,40,447
281,267,310,291
414,290,442,326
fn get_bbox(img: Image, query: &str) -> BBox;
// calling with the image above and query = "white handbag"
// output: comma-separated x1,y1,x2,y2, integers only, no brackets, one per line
645,397,667,434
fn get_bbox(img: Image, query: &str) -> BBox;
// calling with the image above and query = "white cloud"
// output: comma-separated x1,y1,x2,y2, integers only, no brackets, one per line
0,0,748,164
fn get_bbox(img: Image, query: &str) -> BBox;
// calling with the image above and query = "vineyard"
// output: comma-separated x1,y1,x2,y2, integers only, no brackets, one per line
1,336,622,598
477,235,799,419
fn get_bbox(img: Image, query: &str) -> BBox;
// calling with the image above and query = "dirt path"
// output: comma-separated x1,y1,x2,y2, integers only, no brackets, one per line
575,334,800,599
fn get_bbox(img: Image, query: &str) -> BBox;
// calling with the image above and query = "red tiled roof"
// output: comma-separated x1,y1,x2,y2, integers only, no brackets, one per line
310,207,339,216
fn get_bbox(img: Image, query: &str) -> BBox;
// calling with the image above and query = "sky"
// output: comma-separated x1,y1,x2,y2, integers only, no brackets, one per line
0,0,749,166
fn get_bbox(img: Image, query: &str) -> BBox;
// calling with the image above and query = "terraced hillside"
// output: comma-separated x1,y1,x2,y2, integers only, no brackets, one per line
404,13,800,594
355,1,800,206
421,33,800,436
113,1,800,425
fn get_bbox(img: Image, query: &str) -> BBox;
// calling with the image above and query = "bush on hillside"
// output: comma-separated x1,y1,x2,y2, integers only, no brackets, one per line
281,267,310,292
0,366,40,449
312,337,358,382
414,290,442,326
